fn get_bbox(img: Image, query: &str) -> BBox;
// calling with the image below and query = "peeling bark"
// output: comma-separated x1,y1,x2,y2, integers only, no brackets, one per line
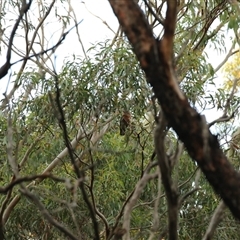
108,0,240,220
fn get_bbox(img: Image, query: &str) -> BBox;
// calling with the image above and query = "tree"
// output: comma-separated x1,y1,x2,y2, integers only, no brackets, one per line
108,0,240,239
0,0,240,239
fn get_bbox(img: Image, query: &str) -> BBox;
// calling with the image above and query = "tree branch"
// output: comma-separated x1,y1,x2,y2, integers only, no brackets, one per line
0,0,32,79
20,187,79,240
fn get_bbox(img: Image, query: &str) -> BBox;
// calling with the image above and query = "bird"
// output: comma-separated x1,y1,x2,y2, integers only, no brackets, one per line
120,111,131,136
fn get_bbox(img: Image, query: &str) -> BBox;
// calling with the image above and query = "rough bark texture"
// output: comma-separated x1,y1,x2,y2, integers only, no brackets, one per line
108,0,240,220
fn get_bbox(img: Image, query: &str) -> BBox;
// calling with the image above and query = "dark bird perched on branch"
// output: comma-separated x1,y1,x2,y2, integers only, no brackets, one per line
120,111,131,136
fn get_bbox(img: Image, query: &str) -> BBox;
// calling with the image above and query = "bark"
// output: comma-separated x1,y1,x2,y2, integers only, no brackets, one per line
108,0,240,220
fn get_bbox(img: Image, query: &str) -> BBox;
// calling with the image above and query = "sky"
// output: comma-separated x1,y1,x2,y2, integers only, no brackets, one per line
56,0,119,56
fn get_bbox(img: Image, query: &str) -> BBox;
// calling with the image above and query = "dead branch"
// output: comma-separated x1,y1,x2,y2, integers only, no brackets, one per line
0,173,65,194
0,0,32,79
11,20,83,67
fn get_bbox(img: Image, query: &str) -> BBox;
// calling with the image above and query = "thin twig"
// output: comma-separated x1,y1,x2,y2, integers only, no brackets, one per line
0,173,65,194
